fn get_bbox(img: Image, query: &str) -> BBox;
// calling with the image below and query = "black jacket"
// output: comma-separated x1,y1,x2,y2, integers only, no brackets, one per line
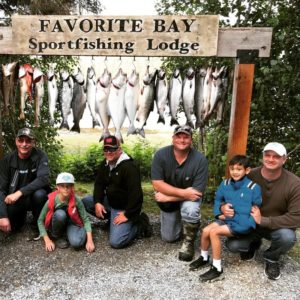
93,153,143,220
0,148,50,218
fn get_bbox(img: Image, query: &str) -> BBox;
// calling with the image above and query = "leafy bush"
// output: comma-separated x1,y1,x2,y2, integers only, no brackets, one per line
60,139,156,182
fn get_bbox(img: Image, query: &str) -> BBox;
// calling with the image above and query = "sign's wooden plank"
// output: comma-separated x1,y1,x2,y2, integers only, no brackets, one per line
0,24,273,57
217,27,272,57
11,15,219,56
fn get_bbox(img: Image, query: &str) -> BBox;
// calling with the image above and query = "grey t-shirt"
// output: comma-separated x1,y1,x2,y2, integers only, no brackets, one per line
151,145,208,193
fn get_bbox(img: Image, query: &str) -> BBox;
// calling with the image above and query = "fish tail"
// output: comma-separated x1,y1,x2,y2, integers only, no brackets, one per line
157,115,165,124
186,120,195,129
99,129,111,142
115,131,124,144
136,128,145,138
127,124,137,136
59,121,69,131
92,119,101,128
71,123,80,133
170,118,179,126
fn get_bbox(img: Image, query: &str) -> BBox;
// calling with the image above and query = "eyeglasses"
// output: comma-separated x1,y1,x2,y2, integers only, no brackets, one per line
17,137,33,144
103,147,118,153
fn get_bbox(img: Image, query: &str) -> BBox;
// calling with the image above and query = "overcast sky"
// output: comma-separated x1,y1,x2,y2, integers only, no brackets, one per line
100,0,157,15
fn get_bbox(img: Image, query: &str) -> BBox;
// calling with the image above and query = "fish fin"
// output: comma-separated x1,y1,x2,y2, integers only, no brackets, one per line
92,119,101,128
157,115,165,124
59,121,69,131
127,125,137,136
136,128,145,138
186,120,195,129
170,118,179,126
99,130,111,142
71,123,80,133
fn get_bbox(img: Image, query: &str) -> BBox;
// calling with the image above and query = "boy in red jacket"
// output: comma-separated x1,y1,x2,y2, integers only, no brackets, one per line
38,172,95,252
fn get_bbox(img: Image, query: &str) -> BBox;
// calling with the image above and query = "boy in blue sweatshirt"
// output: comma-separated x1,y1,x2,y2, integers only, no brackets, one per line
189,155,262,282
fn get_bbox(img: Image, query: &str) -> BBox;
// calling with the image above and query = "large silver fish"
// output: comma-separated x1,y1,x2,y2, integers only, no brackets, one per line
155,69,168,124
107,68,127,143
135,66,157,138
33,67,44,127
1,62,17,116
182,66,195,128
202,66,213,124
168,68,182,126
71,68,86,133
59,70,73,130
124,69,140,136
96,68,111,141
47,68,58,125
86,66,100,128
18,64,33,120
215,67,229,124
194,67,207,128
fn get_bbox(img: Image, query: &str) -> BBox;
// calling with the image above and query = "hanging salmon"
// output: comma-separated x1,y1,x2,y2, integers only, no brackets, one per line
33,67,44,127
168,68,182,126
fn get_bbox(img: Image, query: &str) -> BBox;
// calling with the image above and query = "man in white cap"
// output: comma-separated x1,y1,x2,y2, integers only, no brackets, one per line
222,142,300,280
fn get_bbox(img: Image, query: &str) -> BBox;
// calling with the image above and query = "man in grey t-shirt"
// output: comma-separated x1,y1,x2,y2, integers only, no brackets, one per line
151,125,208,261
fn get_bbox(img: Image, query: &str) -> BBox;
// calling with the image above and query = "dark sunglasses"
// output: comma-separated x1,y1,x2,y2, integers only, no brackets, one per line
103,147,118,153
17,137,33,144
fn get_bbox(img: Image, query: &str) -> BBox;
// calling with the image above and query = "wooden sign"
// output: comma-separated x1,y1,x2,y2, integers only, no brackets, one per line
11,15,219,56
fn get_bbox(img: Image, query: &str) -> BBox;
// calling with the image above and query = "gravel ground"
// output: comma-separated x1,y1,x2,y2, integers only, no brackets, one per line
1,214,300,300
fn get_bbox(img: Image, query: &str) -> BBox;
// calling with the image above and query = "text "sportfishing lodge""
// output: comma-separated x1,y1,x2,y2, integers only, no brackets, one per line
12,15,219,56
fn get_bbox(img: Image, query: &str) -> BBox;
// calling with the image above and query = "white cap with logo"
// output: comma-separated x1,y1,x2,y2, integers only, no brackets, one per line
56,172,75,184
263,142,287,156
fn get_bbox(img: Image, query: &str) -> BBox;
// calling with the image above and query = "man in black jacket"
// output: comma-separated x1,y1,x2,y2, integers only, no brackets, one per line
0,128,50,236
83,135,152,248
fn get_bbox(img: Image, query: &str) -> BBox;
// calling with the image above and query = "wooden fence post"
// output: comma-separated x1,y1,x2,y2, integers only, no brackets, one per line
226,50,257,177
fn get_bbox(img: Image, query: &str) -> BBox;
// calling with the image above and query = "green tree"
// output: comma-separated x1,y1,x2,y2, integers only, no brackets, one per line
156,0,300,179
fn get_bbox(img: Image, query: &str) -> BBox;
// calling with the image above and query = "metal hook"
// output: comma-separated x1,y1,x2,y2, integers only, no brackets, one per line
132,57,136,71
118,56,122,69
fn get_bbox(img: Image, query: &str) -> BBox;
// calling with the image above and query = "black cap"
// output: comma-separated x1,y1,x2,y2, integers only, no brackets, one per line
17,128,35,139
103,135,120,149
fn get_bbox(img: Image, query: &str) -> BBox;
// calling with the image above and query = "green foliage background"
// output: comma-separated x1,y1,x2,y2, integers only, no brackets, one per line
156,0,300,183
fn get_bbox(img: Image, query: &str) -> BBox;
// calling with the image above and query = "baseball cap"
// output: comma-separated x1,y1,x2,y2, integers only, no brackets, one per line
173,125,193,136
263,142,287,156
56,172,75,184
17,128,35,139
103,135,120,149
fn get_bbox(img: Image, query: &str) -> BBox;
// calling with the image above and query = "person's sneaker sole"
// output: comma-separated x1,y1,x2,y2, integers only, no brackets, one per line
264,268,281,280
200,273,225,283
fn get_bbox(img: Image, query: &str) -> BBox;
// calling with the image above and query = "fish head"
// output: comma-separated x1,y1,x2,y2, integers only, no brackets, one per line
128,69,139,86
186,67,195,79
98,70,111,87
173,68,181,79
112,68,127,88
47,69,55,80
33,67,44,82
87,66,95,79
23,64,33,74
158,69,166,80
60,70,69,81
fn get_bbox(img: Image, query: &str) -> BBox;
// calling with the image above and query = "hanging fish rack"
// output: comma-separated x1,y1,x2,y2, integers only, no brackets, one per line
0,15,273,170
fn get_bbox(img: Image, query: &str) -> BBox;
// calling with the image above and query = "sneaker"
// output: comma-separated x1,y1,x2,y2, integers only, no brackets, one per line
137,212,153,238
189,255,210,271
240,239,261,261
56,238,69,249
26,225,41,242
264,261,281,280
199,265,224,282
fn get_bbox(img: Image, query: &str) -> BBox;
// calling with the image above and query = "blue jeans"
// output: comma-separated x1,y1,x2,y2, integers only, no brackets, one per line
226,227,297,261
51,209,87,249
82,195,138,249
160,199,201,243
